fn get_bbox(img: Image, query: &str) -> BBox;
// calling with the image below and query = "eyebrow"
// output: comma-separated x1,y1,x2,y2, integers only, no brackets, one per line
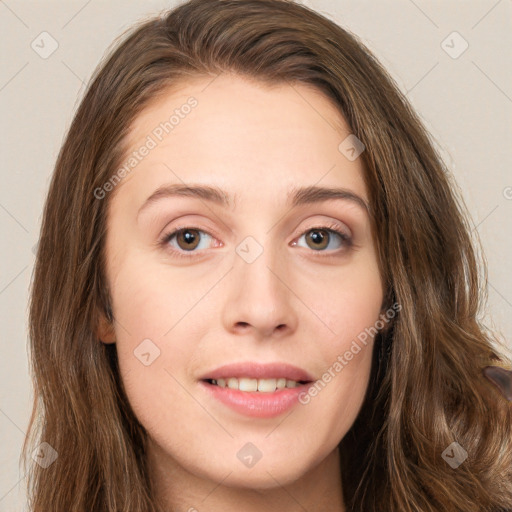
137,183,370,217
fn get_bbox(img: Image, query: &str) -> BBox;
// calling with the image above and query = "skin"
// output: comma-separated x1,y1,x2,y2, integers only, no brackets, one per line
98,73,384,512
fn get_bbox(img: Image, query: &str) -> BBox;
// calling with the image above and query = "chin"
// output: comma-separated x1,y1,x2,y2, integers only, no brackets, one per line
205,457,310,490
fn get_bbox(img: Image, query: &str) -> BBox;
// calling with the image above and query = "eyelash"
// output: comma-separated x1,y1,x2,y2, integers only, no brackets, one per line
158,221,353,260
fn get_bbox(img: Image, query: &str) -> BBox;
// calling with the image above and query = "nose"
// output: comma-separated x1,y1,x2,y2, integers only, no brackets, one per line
220,242,299,340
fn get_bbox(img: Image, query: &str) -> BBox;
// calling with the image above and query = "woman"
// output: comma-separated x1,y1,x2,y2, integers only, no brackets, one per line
23,0,512,510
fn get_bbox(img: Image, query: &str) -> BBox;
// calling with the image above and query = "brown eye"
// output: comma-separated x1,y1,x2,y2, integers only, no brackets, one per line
296,227,351,252
305,229,330,250
162,227,215,254
175,228,202,251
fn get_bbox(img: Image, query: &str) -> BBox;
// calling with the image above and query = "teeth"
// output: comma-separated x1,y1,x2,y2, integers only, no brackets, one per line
257,378,276,392
239,378,258,392
210,377,302,392
227,378,238,390
276,378,287,389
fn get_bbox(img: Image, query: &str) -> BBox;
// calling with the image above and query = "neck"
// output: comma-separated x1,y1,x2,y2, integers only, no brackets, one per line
147,441,345,512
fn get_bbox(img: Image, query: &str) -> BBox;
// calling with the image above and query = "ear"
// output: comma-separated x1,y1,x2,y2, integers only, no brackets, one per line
96,309,116,344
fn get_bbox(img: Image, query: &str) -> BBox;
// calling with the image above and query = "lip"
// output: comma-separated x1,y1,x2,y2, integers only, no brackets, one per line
198,361,316,418
198,361,316,382
199,380,314,418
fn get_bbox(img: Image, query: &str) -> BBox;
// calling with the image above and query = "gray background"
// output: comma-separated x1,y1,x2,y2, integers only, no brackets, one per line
1,0,511,510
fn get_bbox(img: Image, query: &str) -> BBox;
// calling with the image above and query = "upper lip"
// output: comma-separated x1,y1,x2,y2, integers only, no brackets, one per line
199,362,316,382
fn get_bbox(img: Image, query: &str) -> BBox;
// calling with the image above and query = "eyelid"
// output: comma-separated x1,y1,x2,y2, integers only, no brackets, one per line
160,223,220,243
290,219,351,242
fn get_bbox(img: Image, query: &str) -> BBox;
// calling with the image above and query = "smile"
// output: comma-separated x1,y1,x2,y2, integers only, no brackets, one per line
205,377,306,392
199,361,316,418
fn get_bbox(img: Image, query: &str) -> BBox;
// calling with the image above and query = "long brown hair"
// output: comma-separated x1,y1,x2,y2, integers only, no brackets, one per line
23,0,512,510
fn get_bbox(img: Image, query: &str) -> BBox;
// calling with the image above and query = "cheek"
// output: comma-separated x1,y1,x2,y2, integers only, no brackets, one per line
109,249,211,343
107,252,213,432
294,253,383,424
111,275,196,388
295,248,383,344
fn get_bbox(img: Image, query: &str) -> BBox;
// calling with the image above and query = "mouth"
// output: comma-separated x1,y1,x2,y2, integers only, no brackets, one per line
198,362,316,418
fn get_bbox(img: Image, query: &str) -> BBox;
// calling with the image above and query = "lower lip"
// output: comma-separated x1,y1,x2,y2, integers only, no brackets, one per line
200,381,312,418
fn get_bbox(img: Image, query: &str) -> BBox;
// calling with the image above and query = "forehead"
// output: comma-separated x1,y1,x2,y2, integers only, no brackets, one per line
126,73,348,141
111,73,367,212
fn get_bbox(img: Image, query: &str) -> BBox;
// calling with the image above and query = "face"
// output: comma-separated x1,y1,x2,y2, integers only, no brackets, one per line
98,73,384,490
